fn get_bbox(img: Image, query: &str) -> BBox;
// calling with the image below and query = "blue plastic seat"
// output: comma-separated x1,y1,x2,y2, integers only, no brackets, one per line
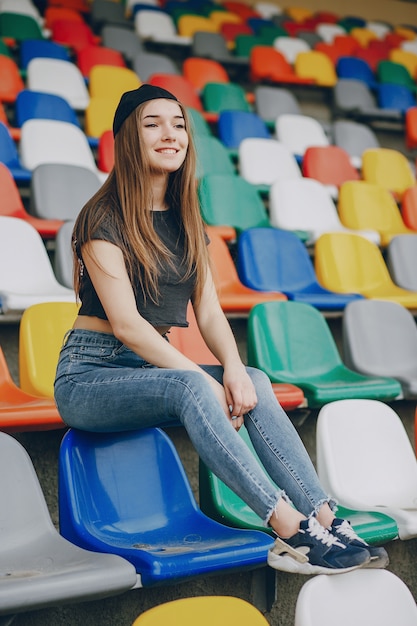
19,39,71,73
0,121,31,184
237,228,364,310
336,56,379,90
217,110,270,152
15,89,81,129
59,427,274,587
377,83,416,114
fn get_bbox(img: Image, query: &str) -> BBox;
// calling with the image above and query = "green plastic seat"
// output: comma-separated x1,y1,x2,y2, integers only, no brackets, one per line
199,425,399,545
0,12,45,41
202,81,251,115
377,60,417,93
187,107,213,138
247,301,402,408
198,173,270,233
194,135,236,179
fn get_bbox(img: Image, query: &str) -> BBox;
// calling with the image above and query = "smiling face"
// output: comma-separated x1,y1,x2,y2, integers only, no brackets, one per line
140,98,189,175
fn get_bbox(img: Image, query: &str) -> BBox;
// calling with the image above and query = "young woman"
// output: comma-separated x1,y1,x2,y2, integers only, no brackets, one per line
54,84,387,575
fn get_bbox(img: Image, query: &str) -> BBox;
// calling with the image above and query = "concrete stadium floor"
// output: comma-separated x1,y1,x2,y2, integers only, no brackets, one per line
1,315,417,626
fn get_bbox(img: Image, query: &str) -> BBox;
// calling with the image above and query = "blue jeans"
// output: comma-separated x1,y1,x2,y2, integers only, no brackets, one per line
54,329,332,526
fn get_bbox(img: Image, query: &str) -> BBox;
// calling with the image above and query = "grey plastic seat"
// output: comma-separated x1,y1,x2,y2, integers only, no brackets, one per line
133,50,180,82
101,25,144,62
333,79,402,123
0,431,137,618
55,220,75,289
332,119,380,169
30,163,102,220
343,298,417,399
191,31,248,69
254,85,301,129
386,233,417,291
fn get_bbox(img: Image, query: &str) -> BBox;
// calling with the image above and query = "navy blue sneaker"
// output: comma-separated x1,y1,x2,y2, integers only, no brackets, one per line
267,516,371,575
329,518,389,569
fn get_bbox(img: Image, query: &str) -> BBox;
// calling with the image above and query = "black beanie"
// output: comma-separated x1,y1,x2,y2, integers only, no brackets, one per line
113,83,179,136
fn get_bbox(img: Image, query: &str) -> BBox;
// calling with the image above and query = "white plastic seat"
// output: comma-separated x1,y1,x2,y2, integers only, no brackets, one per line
0,430,137,617
343,298,417,399
26,57,90,111
316,398,417,539
238,137,301,189
134,10,191,46
273,37,310,64
275,114,329,160
295,569,417,626
0,216,75,312
20,119,107,182
315,23,346,43
269,178,380,245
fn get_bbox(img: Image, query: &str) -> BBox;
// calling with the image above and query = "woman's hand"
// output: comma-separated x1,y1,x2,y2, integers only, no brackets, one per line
223,364,258,431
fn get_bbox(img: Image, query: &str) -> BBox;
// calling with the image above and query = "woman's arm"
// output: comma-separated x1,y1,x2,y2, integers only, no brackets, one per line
193,267,257,419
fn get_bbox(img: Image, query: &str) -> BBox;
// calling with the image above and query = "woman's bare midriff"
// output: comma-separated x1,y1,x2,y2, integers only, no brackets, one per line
73,315,171,337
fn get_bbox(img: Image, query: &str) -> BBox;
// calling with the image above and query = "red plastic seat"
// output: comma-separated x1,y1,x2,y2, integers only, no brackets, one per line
149,73,218,123
76,44,126,79
401,184,417,231
302,145,360,190
97,129,114,173
51,18,100,53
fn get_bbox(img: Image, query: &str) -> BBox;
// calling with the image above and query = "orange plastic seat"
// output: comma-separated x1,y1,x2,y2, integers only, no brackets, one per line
169,298,304,409
249,46,314,85
206,226,287,314
0,346,64,433
182,57,229,93
401,184,417,231
405,106,417,150
44,6,84,30
0,163,64,239
76,45,126,79
0,55,24,104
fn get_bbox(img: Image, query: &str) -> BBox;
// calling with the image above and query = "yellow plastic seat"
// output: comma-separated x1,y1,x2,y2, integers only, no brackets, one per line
84,95,119,138
88,65,141,100
349,27,378,48
209,10,242,28
19,301,79,398
338,181,415,246
284,6,313,22
177,14,218,37
294,50,337,87
314,232,417,308
361,148,416,201
132,596,269,625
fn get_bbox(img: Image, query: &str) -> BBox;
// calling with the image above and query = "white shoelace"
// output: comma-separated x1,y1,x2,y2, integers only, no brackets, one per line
307,517,344,548
334,519,363,543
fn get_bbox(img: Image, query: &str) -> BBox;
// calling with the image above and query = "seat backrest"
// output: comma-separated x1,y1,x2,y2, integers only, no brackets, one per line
332,119,380,168
101,25,144,61
295,569,417,626
0,54,24,103
54,220,75,289
84,95,118,138
401,184,417,229
302,145,360,187
97,129,115,172
194,135,236,178
15,89,80,129
0,431,56,539
19,38,71,70
333,78,377,114
59,427,199,536
378,59,415,90
316,398,417,509
269,178,342,233
247,301,342,379
238,137,301,185
202,81,251,113
237,227,318,292
134,9,177,39
89,65,141,100
177,14,218,37
343,298,417,377
26,57,90,110
316,23,346,43
76,44,126,79
217,110,270,149
361,148,416,198
377,82,416,113
149,73,203,111
191,31,232,60
336,56,376,86
275,113,329,156
0,162,27,218
0,11,44,41
254,85,302,123
294,50,337,86
183,57,229,92
19,301,79,397
169,302,219,365
386,233,417,291
133,50,180,82
273,36,310,64
314,232,393,293
20,119,98,172
30,163,102,220
198,173,270,230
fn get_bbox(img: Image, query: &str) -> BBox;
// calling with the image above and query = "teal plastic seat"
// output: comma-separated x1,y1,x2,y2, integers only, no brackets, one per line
194,135,236,179
198,173,270,233
199,425,398,545
201,81,251,115
247,301,402,408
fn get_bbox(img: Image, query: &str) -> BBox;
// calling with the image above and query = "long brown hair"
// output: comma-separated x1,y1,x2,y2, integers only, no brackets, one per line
72,99,209,304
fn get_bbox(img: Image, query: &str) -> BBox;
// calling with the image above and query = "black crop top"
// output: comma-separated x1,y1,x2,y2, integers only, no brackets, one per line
78,209,196,327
